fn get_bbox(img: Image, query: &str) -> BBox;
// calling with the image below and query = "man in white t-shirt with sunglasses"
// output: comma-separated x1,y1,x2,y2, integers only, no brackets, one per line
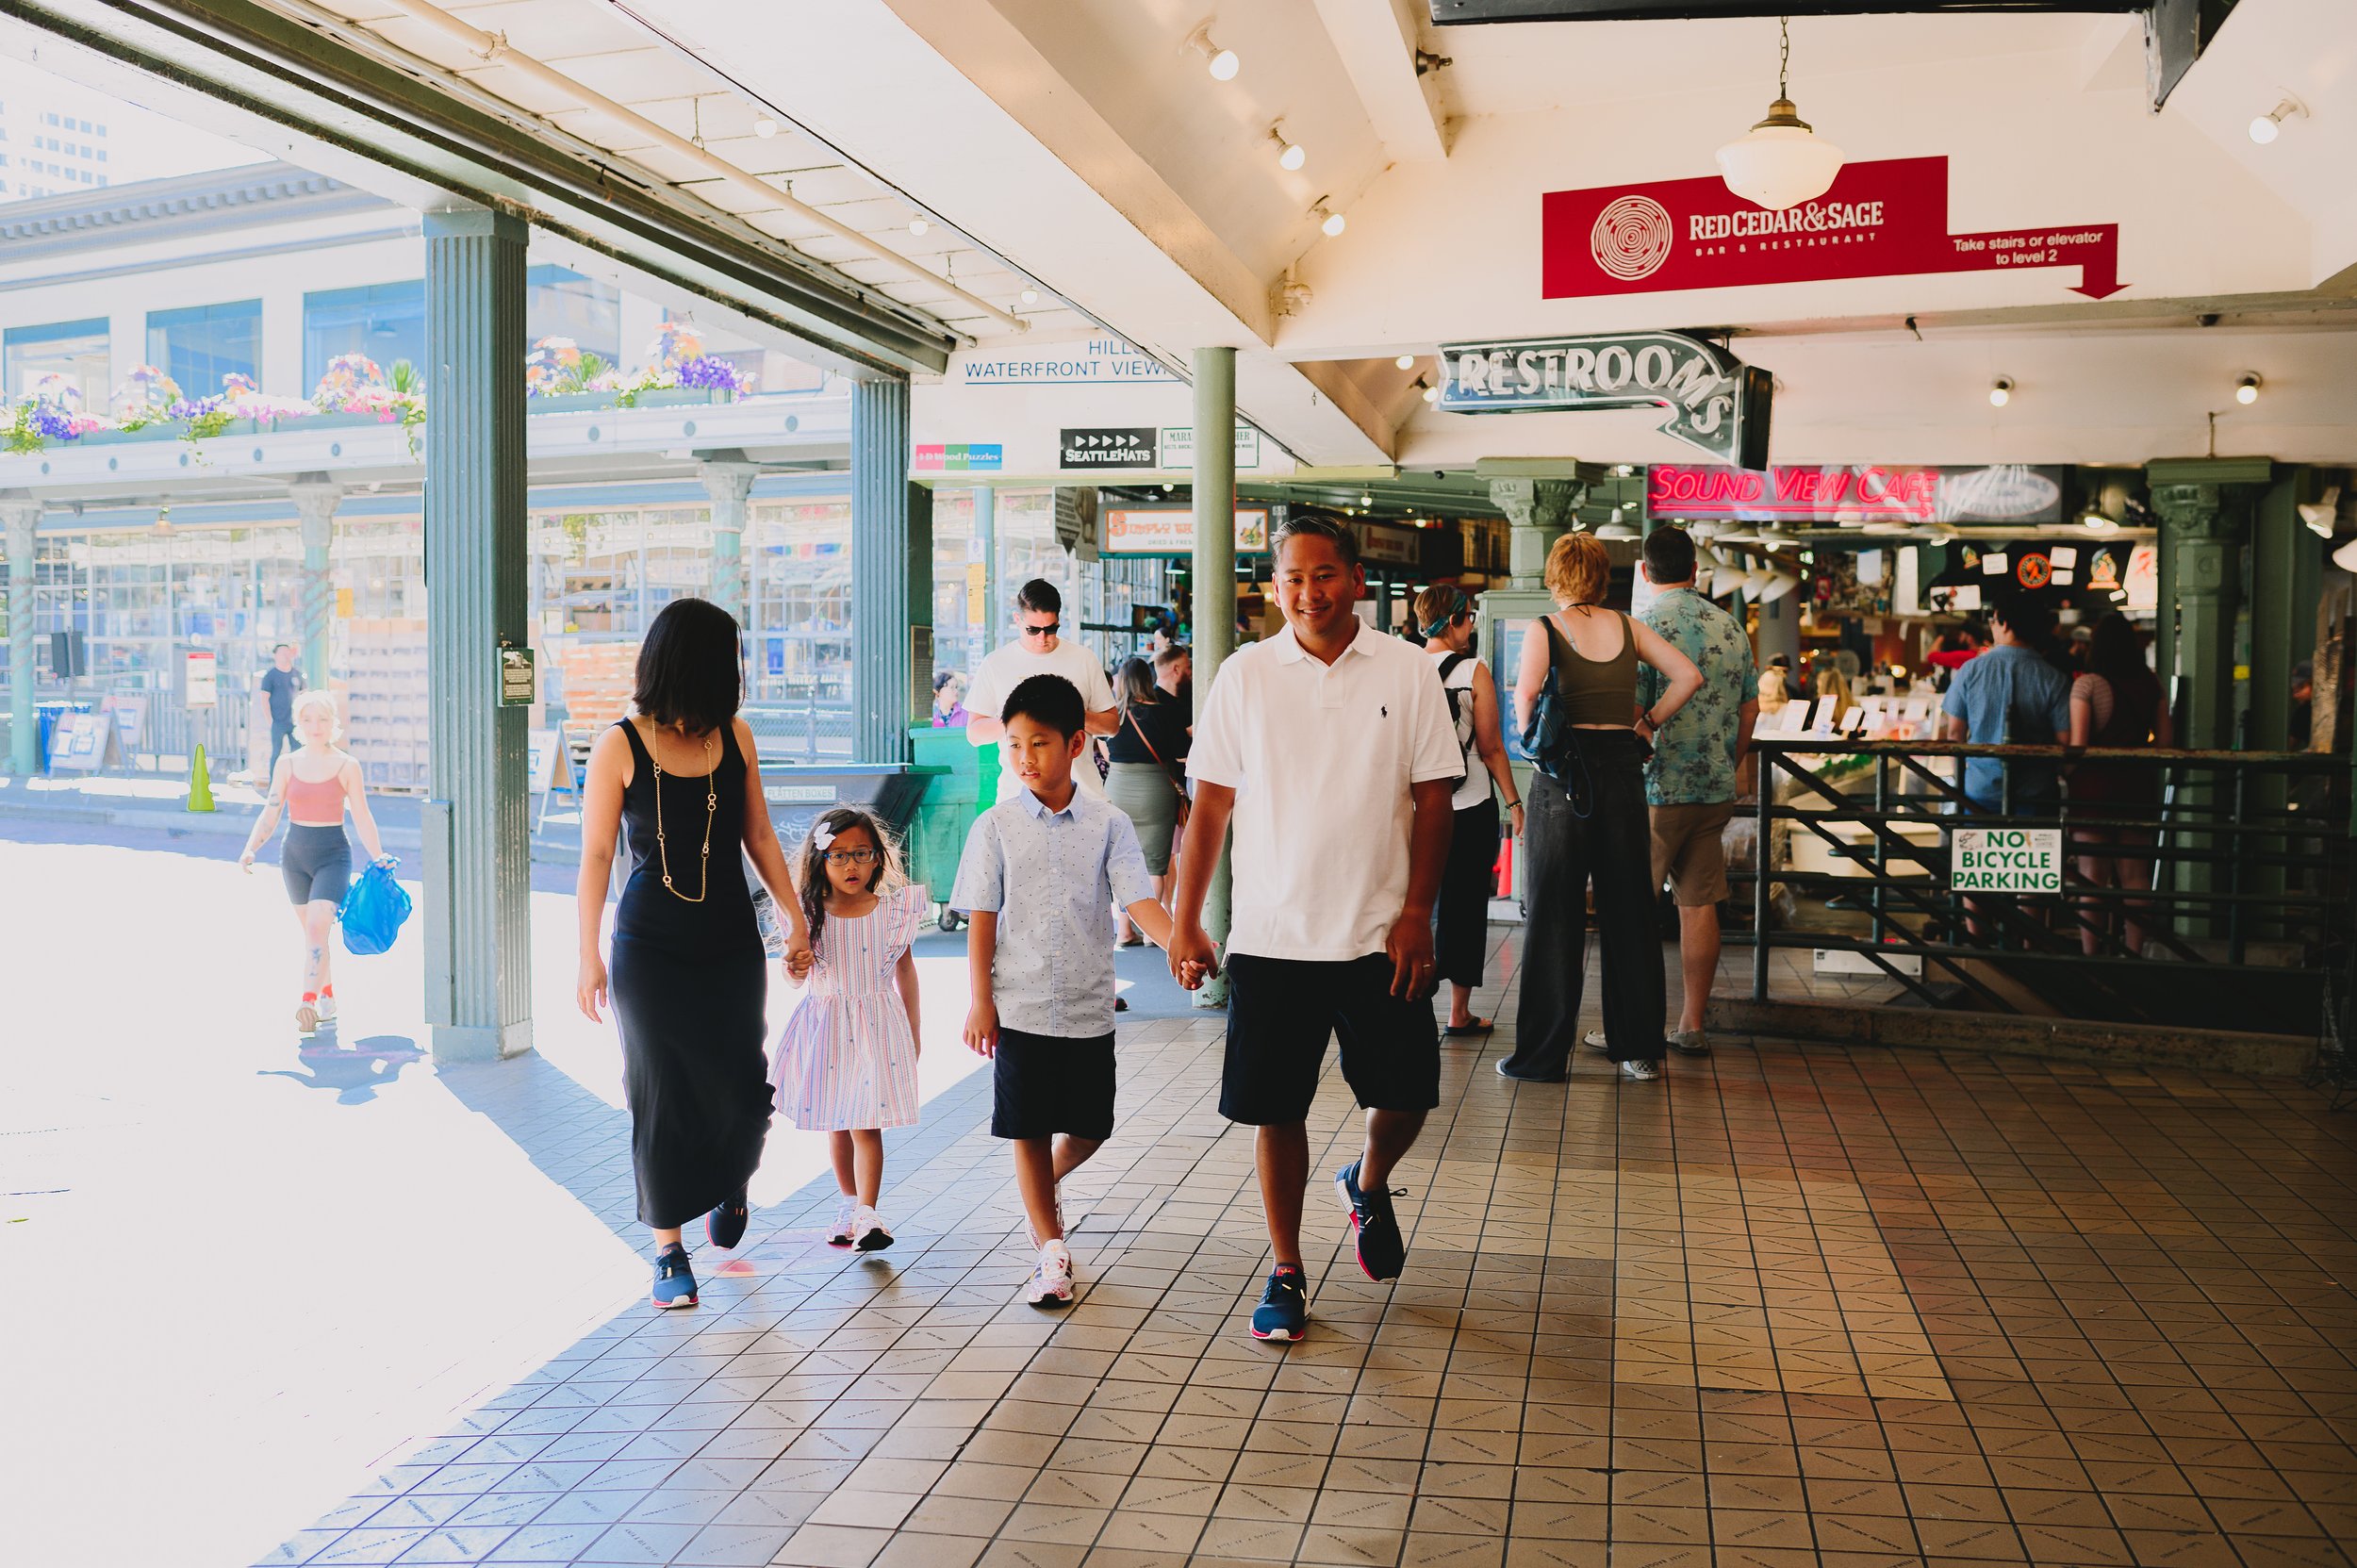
966,579,1120,804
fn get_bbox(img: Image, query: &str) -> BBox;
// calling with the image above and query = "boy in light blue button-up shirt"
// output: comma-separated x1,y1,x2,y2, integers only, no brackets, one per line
951,673,1187,1308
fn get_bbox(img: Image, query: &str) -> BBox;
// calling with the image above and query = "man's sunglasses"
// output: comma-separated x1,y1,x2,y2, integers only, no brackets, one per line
1020,620,1061,638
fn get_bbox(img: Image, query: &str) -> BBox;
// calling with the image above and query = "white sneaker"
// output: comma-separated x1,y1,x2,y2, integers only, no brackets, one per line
1619,1058,1660,1081
1027,1240,1074,1308
826,1197,858,1246
852,1204,893,1251
316,994,338,1025
1583,1029,1610,1055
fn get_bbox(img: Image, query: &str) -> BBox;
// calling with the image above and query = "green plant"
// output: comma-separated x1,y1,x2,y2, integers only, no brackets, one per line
388,358,422,397
184,406,237,442
5,403,43,455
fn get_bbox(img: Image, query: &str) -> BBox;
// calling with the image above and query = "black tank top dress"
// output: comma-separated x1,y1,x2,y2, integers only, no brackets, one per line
607,720,773,1229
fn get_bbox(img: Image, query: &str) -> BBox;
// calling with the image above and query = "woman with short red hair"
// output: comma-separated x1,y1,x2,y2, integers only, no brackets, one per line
1499,532,1702,1083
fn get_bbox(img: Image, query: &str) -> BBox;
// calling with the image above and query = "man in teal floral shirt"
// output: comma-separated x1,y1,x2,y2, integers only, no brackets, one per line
1631,526,1756,1057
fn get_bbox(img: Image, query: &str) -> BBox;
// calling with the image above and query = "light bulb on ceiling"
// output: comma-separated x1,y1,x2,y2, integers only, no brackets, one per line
1019,287,1040,305
908,217,930,236
1716,16,1843,211
1186,25,1241,82
1359,492,1373,506
1162,482,1175,492
1988,377,2013,408
1269,124,1306,172
1421,382,1439,404
751,114,779,139
1394,354,1415,371
2080,509,2118,535
2236,372,2262,405
2249,93,2306,144
1318,206,1346,237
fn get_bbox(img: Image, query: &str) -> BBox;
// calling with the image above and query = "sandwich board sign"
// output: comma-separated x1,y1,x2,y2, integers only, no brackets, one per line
1951,827,2061,894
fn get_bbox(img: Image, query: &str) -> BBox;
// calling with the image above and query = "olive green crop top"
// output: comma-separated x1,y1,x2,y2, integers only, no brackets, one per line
1545,611,1640,726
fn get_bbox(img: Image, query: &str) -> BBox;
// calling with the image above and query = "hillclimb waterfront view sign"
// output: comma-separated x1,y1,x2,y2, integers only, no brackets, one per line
1439,331,1772,468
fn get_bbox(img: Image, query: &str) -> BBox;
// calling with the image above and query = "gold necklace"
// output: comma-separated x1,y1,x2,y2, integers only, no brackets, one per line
649,724,717,902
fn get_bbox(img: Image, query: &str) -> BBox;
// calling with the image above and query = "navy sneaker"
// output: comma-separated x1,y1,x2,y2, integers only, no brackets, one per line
1335,1159,1407,1281
651,1245,699,1310
1251,1264,1308,1342
706,1187,749,1250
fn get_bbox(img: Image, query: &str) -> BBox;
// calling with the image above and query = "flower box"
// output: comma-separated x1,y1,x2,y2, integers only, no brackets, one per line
527,391,620,414
78,421,190,446
633,388,735,408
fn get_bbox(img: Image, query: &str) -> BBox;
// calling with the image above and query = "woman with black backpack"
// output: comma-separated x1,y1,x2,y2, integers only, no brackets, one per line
1413,586,1525,1038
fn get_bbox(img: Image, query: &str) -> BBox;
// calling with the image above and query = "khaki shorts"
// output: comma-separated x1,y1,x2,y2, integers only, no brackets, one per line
1651,800,1736,906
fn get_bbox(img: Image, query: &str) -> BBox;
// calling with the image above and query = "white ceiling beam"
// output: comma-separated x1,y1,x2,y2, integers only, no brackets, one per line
1308,0,1451,162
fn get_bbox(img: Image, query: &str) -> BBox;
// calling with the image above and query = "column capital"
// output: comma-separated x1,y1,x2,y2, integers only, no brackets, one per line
0,487,43,536
1488,477,1587,530
287,472,343,518
421,206,529,244
2150,482,2246,544
697,450,760,506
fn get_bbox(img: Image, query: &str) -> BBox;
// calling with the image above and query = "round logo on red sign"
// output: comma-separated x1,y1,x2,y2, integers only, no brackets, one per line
2016,553,2052,589
1591,195,1673,281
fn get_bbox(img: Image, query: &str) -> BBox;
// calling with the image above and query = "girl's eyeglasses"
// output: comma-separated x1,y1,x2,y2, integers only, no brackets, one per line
823,848,880,867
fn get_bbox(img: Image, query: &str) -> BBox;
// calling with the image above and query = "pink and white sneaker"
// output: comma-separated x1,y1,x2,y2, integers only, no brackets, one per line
1027,1240,1074,1309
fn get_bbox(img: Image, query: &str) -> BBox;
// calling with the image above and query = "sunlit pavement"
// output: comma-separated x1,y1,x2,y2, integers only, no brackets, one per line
0,826,1008,1568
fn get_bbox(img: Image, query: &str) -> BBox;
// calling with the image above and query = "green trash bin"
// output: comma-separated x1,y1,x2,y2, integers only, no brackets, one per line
905,724,999,929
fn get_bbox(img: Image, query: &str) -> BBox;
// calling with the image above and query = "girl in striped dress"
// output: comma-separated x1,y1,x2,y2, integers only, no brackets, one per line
771,807,926,1250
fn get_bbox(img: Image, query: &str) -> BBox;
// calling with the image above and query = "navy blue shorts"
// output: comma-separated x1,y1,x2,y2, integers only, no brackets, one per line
1219,952,1440,1125
992,1028,1116,1141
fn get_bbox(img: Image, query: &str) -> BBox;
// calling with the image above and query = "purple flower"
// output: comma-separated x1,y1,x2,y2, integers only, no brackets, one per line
673,355,745,392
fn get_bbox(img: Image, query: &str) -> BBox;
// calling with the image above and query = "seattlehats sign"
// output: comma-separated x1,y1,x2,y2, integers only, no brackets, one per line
1439,331,1772,468
1545,156,2122,303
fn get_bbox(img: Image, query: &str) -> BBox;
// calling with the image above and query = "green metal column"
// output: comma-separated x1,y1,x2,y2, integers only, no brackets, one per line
1191,347,1236,1009
851,379,927,764
4,493,38,776
973,485,997,671
699,450,757,625
420,208,532,1064
2149,465,2263,751
2247,470,2321,752
289,475,340,694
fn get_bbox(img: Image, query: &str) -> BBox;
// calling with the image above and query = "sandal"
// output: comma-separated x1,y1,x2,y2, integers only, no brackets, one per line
1442,1017,1494,1037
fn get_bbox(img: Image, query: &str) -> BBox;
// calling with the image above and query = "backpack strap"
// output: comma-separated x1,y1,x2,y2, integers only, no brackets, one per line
1438,652,1471,683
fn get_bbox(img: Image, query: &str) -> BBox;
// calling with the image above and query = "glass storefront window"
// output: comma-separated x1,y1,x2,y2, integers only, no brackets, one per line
146,300,262,399
748,499,853,707
526,266,620,365
304,281,426,389
4,318,108,406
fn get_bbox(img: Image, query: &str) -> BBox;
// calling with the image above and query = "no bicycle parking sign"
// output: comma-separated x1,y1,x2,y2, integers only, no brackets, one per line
1951,828,2063,894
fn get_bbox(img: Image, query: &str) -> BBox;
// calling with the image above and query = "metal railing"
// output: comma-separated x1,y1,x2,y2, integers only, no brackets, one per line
1733,737,2352,1033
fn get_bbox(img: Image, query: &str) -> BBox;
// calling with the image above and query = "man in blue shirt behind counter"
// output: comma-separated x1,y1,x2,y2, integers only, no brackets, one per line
1938,592,2073,811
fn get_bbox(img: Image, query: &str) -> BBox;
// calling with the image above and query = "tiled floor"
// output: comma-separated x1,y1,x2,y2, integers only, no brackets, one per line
262,934,2357,1568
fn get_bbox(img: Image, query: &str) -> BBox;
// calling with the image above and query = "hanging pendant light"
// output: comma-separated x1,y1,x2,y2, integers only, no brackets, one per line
1716,17,1844,212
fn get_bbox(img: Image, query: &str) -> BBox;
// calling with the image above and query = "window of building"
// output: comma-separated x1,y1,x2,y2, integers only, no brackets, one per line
303,280,425,390
525,265,621,366
147,300,263,399
3,318,108,406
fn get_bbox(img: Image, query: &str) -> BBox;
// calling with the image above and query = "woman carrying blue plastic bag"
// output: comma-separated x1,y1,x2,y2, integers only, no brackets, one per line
239,690,395,1038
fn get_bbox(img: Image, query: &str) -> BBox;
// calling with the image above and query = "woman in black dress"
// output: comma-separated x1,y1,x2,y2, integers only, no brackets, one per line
575,599,813,1309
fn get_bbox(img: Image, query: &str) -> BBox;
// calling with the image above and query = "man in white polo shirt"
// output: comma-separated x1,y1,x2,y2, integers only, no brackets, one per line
1171,512,1459,1344
965,578,1119,803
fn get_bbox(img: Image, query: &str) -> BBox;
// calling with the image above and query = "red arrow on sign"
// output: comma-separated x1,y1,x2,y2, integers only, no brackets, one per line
1544,157,2127,304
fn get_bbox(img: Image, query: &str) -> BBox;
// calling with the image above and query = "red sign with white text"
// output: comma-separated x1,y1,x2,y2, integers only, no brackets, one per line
1545,157,2121,302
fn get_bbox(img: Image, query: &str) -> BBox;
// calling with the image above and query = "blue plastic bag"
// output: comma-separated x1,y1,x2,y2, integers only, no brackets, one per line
338,858,413,956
